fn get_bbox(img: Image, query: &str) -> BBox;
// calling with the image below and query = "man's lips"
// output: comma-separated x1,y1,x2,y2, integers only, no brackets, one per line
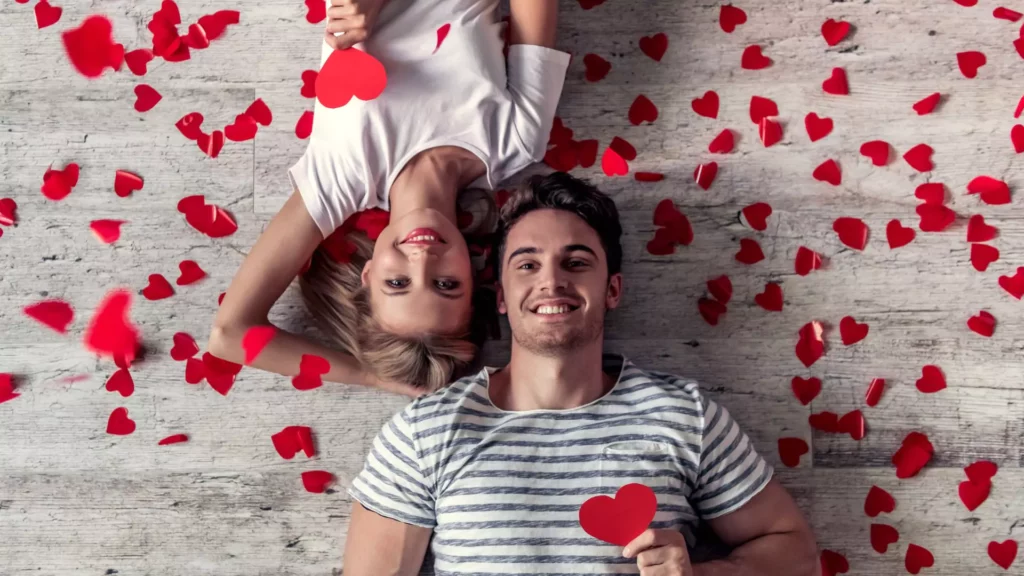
401,227,445,245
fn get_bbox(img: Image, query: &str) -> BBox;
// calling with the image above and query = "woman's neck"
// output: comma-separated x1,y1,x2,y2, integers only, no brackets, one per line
389,147,486,222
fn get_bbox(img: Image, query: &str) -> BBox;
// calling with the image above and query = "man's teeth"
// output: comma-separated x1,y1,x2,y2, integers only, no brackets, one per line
535,305,571,315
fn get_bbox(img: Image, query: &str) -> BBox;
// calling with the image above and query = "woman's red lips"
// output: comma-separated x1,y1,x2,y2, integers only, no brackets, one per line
401,228,445,245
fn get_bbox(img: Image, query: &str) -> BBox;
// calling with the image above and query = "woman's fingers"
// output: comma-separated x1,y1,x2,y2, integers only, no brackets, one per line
326,14,366,34
326,4,357,19
334,29,367,50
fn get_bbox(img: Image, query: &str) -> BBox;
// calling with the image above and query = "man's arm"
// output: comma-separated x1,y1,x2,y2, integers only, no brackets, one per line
508,0,558,47
693,478,818,576
343,502,433,576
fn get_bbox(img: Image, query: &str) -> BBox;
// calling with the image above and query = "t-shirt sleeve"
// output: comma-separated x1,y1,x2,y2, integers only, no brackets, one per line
348,407,437,528
690,394,774,519
505,44,572,161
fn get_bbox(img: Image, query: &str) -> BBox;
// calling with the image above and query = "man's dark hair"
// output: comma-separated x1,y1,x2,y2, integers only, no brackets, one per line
497,172,622,277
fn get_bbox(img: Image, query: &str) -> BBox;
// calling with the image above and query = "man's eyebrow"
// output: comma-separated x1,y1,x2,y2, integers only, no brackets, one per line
506,244,598,262
507,246,539,262
564,244,598,257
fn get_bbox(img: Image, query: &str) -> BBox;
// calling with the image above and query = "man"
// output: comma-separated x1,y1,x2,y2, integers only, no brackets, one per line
342,172,819,575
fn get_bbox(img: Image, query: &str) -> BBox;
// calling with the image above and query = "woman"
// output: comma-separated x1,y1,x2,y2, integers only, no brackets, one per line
208,0,569,396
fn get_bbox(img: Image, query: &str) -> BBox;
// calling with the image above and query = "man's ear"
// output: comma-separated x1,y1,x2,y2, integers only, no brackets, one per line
497,285,508,315
360,259,373,288
606,273,623,310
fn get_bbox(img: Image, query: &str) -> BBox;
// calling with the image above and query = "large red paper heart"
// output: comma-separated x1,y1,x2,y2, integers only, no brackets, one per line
583,54,611,82
242,326,276,364
822,67,849,95
820,550,849,576
638,33,668,62
271,425,315,459
999,267,1024,299
795,246,823,276
83,290,140,365
158,434,188,446
719,5,747,33
176,260,206,285
965,460,998,484
741,45,771,70
869,524,899,555
754,283,783,311
813,159,841,186
958,478,991,511
316,48,387,109
886,219,916,249
170,332,199,361
698,298,728,326
706,275,732,304
967,214,998,242
142,274,174,300
62,15,122,78
864,485,896,517
821,18,851,46
224,113,258,142
791,376,821,405
134,84,162,112
967,176,1011,205
988,540,1018,570
805,112,833,142
293,354,331,390
917,204,956,232
915,183,946,204
90,220,124,244
709,129,734,153
860,140,890,166
809,411,840,433
795,321,825,368
34,0,63,29
777,437,808,467
691,90,719,119
579,483,657,546
734,238,764,265
106,407,136,435
741,202,771,231
906,544,935,575
41,163,80,201
114,170,143,197
893,432,933,479
865,377,886,407
913,92,941,115
966,311,995,337
0,198,17,226
301,470,335,493
916,365,946,393
749,95,778,124
971,244,999,272
832,217,868,250
693,162,718,190
957,50,987,78
23,299,74,333
903,143,934,172
628,95,658,125
839,315,869,345
838,410,866,440
105,368,135,398
759,118,783,147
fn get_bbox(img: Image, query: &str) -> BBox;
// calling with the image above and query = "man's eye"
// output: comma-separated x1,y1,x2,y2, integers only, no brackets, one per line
517,262,536,270
435,279,460,290
568,259,588,268
386,278,410,288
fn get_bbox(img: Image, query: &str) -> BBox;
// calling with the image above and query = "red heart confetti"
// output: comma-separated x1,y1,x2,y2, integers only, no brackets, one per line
886,219,916,249
865,377,886,407
304,0,326,23
791,376,821,405
734,238,765,265
741,202,772,231
691,90,719,119
609,136,637,160
134,84,162,112
970,243,999,272
959,478,991,511
913,92,941,115
759,117,783,147
184,357,206,384
203,352,242,396
822,67,849,95
805,112,834,142
34,0,63,29
838,409,866,440
583,54,611,82
994,7,1023,21
810,411,840,433
104,368,134,398
719,5,747,33
638,33,668,62
241,326,276,365
170,332,199,361
821,18,851,46
177,195,238,238
741,45,771,70
694,162,718,190
301,470,335,493
1011,125,1024,153
176,112,204,140
197,129,225,158
0,198,17,226
83,289,140,365
965,460,999,484
41,163,80,201
224,114,258,142
301,70,318,98
106,407,136,435
915,183,946,204
628,95,658,125
813,159,842,186
820,550,850,576
916,365,946,393
707,275,732,304
903,143,934,172
754,283,783,311
860,140,890,166
579,483,657,546
158,434,188,445
272,425,316,459
708,129,734,153
90,220,125,244
316,48,388,109
988,540,1018,570
777,437,808,467
749,95,778,124
957,51,987,78
917,204,956,232
967,215,998,242
967,311,996,337
892,431,934,479
245,98,273,126
142,274,174,300
833,217,868,250
795,246,823,276
999,268,1024,299
905,544,935,575
601,147,628,177
577,0,606,9
865,485,896,517
0,374,20,405
434,23,450,53
966,176,1011,205
698,298,728,326
871,523,900,554
647,200,693,255
839,315,869,345
795,320,825,368
23,300,74,333
646,228,681,256
62,15,123,78
113,170,144,198
176,260,206,285
293,354,331,390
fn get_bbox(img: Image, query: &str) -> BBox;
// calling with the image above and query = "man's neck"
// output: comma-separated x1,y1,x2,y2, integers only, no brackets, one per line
492,338,614,411
389,147,485,222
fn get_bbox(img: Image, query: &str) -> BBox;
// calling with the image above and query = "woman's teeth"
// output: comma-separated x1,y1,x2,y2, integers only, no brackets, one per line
536,305,571,315
407,235,437,242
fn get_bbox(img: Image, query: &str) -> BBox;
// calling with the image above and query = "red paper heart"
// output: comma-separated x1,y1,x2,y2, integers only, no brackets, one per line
833,217,868,250
316,48,388,109
158,434,188,445
544,144,578,172
610,137,637,160
708,129,734,153
734,238,764,265
90,220,125,244
741,202,772,231
41,163,80,201
576,140,598,168
83,289,140,365
0,198,17,226
691,90,719,119
959,478,991,511
967,176,1011,205
892,432,933,479
917,204,956,232
916,365,946,393
820,550,850,576
821,18,851,46
999,267,1024,299
865,377,886,407
741,45,771,70
241,326,276,364
224,113,258,142
293,354,331,390
967,215,998,242
649,200,693,252
579,483,657,546
871,523,900,554
994,7,1023,20
905,544,935,575
719,5,747,33
694,162,718,190
133,84,162,112
304,0,326,23
638,33,668,62
301,470,335,493
749,95,778,124
759,117,783,147
698,298,728,326
203,352,242,396
646,227,680,256
754,283,784,311
23,300,74,333
433,23,450,53
114,170,144,197
1011,125,1024,153
805,113,834,142
0,374,19,404
170,332,199,361
795,246,823,276
915,183,946,204
142,274,174,300
822,67,849,95
791,376,821,405
957,50,987,78
706,275,732,304
208,206,237,238
903,143,934,172
272,425,315,459
583,54,611,82
967,310,996,337
886,219,916,249
245,99,273,126
913,92,941,115
601,147,628,177
62,15,121,78
628,95,658,125
578,0,606,9
777,437,808,468
181,23,210,49
175,260,206,286
971,243,1000,272
965,460,999,483
813,159,841,186
184,357,206,384
300,70,319,98
106,407,136,435
838,409,866,440
197,130,225,158
988,540,1018,570
795,321,825,368
860,140,890,166
125,49,154,76
839,315,869,345
864,485,896,517
952,0,977,6
809,411,839,432
176,112,204,140
34,0,63,29
105,368,135,398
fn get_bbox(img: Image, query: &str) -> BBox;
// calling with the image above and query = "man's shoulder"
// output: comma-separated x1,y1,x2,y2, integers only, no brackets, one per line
619,359,706,404
400,368,491,424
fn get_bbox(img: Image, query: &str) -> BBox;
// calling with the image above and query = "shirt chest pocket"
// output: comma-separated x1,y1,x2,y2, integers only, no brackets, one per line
598,441,680,492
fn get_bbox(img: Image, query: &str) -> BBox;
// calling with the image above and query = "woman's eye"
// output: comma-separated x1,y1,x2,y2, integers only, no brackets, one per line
386,278,409,288
435,279,460,290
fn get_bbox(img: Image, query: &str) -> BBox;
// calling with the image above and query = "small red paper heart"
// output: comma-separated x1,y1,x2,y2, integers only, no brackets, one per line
304,0,325,23
170,332,199,361
114,170,144,197
1011,125,1024,153
967,176,1011,205
734,238,764,265
913,92,942,115
301,470,335,493
300,69,319,98
915,182,946,204
583,53,611,82
871,523,900,554
698,298,728,326
833,217,868,250
839,315,869,345
864,485,896,517
805,113,833,142
293,354,331,390
577,0,606,9
316,48,388,109
905,544,935,575
636,173,665,184
0,374,19,405
741,45,771,70
433,22,450,53
777,437,808,467
957,50,987,78
609,136,637,161
886,219,916,249
754,283,783,311
352,208,390,240
245,98,273,126
860,140,890,166
241,326,276,365
197,129,225,158
23,300,74,333
971,243,1000,272
838,409,866,440
759,117,783,147
638,33,668,62
795,246,823,276
646,228,679,256
176,112,204,140
952,0,977,6
809,411,840,432
208,206,237,238
41,163,80,201
967,215,998,242
142,274,175,300
892,432,933,479
821,18,851,46
719,5,747,33
691,90,719,119
34,0,63,29
125,49,154,76
813,159,841,186
184,357,206,384
83,290,140,365
903,143,934,172
820,549,850,576
958,478,990,511
181,22,210,49
203,352,242,396
749,95,778,124
694,162,718,190
106,407,136,435
917,204,956,232
706,275,732,304
549,118,573,146
134,84,162,112
293,109,314,140
272,425,315,459
965,460,999,483
988,540,1018,570
158,434,188,445
628,95,658,125
105,368,134,398
601,147,628,177
579,483,657,546
791,376,821,405
576,139,598,168
915,365,946,393
865,377,886,407
90,220,125,244
62,15,121,78
0,198,17,226
741,202,772,231
708,129,734,153
999,267,1024,299
176,260,206,285
994,7,1023,20
822,67,849,95
544,144,578,172
795,320,825,368
224,113,258,142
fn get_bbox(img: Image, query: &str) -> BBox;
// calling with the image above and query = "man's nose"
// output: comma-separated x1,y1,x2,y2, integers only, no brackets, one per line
537,265,569,292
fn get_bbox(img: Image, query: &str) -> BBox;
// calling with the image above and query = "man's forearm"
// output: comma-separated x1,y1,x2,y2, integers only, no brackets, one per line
692,531,818,576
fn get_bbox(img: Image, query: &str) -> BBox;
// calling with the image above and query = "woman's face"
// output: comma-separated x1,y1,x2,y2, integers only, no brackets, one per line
361,208,473,336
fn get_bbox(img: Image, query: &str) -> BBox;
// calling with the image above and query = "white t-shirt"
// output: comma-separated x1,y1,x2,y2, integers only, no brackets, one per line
288,0,572,238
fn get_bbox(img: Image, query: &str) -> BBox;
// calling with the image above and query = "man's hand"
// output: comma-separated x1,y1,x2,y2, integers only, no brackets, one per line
323,0,385,51
623,529,692,576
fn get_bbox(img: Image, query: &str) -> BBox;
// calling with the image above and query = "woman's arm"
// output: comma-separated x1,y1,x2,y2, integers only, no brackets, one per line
508,0,558,48
207,191,419,397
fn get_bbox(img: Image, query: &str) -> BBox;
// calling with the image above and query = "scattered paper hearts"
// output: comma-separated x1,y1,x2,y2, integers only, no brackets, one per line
958,476,991,511
965,460,998,484
0,198,17,226
820,550,850,576
170,332,199,361
698,298,728,326
741,202,772,231
639,33,668,62
691,90,719,119
694,162,718,190
988,540,1018,570
810,411,840,433
754,283,784,311
628,95,658,125
104,368,134,398
245,99,272,126
158,434,188,445
860,140,890,166
741,45,771,70
293,354,331,390
805,113,834,142
241,326,276,364
759,117,783,147
777,437,809,467
301,470,335,493
795,321,825,368
23,300,74,334
749,95,778,124
177,195,238,238
892,431,934,479
41,163,80,201
795,246,823,276
821,18,851,46
300,70,319,99
90,220,125,244
106,407,136,435
734,238,765,264
833,217,868,250
601,147,629,177
304,0,326,23
83,289,140,365
176,112,204,140
999,267,1024,299
202,352,242,396
967,310,996,337
0,374,20,405
886,220,916,249
295,110,314,139
272,425,315,459
706,275,732,304
316,48,388,109
434,23,450,53
1011,125,1024,153
903,144,934,172
967,176,1011,205
176,260,206,285
865,377,886,407
224,114,258,142
905,544,935,575
647,200,693,255
579,483,657,546
142,274,175,300
994,7,1023,21
134,84,162,112
62,15,123,78
113,170,144,198
913,92,941,115
822,67,849,95
957,51,987,78
34,0,63,29
709,129,734,153
125,49,154,76
915,183,946,204
917,204,956,232
839,316,869,345
971,243,1000,272
583,54,611,82
197,129,225,158
915,365,946,393
813,159,842,186
838,409,866,440
719,5,747,33
791,376,821,405
967,215,998,242
864,485,896,517
184,357,205,384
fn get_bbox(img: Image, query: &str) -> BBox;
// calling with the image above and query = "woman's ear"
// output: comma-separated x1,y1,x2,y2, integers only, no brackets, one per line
360,259,373,288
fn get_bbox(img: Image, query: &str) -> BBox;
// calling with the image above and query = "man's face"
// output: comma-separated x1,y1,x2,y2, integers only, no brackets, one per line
498,209,622,356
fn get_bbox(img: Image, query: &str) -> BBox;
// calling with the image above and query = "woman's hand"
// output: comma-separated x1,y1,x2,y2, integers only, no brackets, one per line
323,0,386,50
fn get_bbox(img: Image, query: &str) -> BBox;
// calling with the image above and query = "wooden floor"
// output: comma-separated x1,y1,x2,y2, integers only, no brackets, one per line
2,0,1023,574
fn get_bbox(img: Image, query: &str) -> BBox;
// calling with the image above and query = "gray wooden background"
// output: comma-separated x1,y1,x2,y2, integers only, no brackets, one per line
2,0,1023,574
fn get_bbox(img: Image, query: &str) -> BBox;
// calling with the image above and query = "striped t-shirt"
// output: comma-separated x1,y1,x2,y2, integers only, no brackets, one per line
348,355,773,575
